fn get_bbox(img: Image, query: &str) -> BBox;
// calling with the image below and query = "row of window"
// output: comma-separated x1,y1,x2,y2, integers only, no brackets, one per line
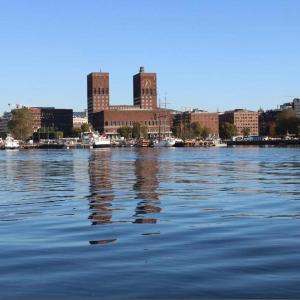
93,88,109,94
142,89,156,95
104,120,168,126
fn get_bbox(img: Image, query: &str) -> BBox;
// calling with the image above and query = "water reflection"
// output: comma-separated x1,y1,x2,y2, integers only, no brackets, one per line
133,149,161,224
88,150,114,225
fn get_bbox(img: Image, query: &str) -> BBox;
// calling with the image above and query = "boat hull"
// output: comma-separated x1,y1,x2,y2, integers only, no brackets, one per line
92,144,111,148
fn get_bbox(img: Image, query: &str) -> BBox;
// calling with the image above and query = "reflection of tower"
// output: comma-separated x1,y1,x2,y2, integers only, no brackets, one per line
88,150,114,225
133,149,161,224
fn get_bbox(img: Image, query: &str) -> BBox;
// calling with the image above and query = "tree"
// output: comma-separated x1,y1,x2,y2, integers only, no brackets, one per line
117,126,132,139
191,122,202,138
265,121,277,137
276,109,300,135
220,122,238,139
81,123,91,132
72,127,82,138
241,127,251,137
200,126,211,139
131,122,148,139
8,108,33,140
132,122,141,139
140,126,148,138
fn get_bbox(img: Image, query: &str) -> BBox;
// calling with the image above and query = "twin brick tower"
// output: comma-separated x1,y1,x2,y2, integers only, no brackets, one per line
87,67,158,124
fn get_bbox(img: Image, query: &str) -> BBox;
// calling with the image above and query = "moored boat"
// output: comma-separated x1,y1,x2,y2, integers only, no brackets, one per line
152,137,177,147
93,134,111,148
4,135,20,150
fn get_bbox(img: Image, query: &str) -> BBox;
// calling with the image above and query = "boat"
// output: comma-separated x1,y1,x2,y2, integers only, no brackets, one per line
4,135,20,150
38,140,64,149
135,138,150,147
93,134,111,148
212,138,227,147
152,136,177,147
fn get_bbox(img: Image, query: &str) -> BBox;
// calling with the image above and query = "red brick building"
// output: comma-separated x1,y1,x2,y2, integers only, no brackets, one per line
87,72,109,123
92,108,171,137
133,66,157,110
219,109,259,135
88,67,167,137
174,110,219,136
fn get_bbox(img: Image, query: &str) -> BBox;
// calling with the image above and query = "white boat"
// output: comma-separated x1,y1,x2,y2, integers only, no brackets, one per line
153,137,176,147
4,135,20,150
213,139,227,147
93,134,111,148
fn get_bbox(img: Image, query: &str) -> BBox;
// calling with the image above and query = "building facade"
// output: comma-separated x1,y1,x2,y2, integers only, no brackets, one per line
87,72,110,123
133,66,157,110
293,98,300,118
30,107,73,136
92,109,171,137
173,110,219,136
73,111,88,129
219,109,259,135
88,67,166,136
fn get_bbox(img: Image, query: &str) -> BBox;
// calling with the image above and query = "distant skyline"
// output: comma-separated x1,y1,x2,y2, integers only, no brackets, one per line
1,0,300,114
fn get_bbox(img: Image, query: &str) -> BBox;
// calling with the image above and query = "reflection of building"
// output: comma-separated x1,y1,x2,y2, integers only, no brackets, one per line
133,149,161,224
219,109,259,135
174,110,219,136
88,150,114,225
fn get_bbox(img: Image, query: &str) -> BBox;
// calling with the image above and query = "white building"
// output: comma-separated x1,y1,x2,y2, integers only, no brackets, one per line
73,111,88,129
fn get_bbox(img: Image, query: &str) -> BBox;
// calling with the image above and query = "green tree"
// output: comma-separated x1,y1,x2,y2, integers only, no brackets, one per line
131,122,148,139
117,126,132,139
72,127,82,137
140,126,148,138
8,108,33,140
132,122,141,139
220,122,238,139
200,126,211,139
241,127,251,137
81,123,91,132
276,109,300,135
191,122,202,138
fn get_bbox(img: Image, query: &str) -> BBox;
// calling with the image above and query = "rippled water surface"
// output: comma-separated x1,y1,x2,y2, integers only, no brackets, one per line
1,147,300,299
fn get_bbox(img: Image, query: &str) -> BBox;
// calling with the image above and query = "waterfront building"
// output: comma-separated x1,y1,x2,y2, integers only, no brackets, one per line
89,67,170,137
293,98,300,118
30,107,73,136
92,108,171,138
219,109,259,135
173,110,219,136
87,72,110,123
133,66,157,110
73,111,88,129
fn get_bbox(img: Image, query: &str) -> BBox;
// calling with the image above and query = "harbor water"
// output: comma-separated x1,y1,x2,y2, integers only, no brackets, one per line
1,147,300,299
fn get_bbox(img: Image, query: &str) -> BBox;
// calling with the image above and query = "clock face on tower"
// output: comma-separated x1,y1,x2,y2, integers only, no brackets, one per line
143,79,151,88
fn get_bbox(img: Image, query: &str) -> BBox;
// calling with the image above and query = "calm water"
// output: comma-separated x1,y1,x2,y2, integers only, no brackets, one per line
1,147,300,299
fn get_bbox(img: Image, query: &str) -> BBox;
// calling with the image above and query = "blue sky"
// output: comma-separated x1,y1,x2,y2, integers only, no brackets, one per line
0,0,300,114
